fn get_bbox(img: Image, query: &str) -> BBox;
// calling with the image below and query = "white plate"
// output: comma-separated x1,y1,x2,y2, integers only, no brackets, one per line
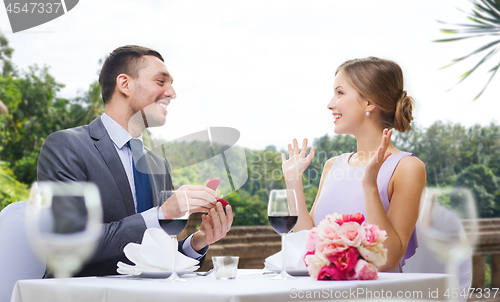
136,271,196,278
268,269,309,276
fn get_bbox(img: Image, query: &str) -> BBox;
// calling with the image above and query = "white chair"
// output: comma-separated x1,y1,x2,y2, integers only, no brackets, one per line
0,201,46,302
404,204,472,300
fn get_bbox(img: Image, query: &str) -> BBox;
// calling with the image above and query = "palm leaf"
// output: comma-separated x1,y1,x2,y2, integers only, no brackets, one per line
434,36,481,43
474,58,500,99
468,16,495,25
434,34,500,46
472,11,500,24
456,39,500,59
437,0,500,99
476,1,500,20
441,28,500,33
456,48,499,84
437,20,500,29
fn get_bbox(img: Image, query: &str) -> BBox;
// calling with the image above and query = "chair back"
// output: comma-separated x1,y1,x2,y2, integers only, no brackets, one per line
0,201,46,302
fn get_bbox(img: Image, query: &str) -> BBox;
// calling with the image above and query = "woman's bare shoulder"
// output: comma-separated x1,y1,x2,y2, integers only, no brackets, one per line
398,155,426,172
392,155,426,182
323,156,339,172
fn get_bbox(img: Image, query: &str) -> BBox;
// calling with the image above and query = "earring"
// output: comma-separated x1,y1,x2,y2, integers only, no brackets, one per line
365,111,371,117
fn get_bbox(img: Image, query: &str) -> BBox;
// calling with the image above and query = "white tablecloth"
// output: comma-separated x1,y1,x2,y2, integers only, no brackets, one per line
11,270,458,302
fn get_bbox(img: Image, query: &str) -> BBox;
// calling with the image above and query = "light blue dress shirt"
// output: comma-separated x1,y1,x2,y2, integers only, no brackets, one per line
100,113,204,259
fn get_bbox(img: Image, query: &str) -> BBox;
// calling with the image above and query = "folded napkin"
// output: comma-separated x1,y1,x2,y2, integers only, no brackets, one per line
264,230,308,270
117,228,199,275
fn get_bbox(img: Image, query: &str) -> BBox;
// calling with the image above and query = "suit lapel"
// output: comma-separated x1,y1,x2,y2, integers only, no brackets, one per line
89,117,136,216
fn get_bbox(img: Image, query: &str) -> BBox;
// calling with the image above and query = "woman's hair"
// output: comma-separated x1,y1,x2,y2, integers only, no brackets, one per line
335,57,414,132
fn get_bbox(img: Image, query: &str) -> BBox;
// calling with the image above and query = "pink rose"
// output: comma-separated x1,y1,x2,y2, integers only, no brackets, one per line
303,250,315,267
357,243,387,267
305,254,329,280
363,224,387,246
317,264,346,281
339,222,365,247
317,221,341,241
328,247,359,274
306,229,319,252
316,239,348,255
324,213,343,225
342,213,365,225
348,259,378,280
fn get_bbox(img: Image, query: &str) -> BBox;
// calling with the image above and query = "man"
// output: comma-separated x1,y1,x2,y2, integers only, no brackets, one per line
37,45,233,276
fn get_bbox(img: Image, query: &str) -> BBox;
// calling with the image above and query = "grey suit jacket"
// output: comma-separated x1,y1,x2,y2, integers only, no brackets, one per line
37,116,199,276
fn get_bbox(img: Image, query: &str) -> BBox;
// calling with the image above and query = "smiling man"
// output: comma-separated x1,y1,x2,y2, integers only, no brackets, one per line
37,45,233,276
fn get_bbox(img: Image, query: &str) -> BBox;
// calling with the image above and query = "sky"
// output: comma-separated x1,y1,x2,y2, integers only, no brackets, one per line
1,0,499,150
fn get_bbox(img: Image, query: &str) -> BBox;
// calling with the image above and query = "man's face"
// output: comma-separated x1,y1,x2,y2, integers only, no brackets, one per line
128,55,176,128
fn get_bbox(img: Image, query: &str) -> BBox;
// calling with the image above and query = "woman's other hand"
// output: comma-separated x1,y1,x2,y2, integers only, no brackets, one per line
281,138,316,184
362,129,393,188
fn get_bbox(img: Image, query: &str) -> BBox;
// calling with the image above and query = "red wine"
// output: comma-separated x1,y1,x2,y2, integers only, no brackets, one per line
159,219,188,236
268,216,298,234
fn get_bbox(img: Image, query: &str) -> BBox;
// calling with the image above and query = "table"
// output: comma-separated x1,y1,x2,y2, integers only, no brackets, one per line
11,270,458,302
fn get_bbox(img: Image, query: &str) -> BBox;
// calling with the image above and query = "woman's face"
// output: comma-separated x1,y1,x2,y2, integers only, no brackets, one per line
327,70,368,135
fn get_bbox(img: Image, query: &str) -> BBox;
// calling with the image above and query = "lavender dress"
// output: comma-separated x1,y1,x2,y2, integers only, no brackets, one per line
312,152,418,273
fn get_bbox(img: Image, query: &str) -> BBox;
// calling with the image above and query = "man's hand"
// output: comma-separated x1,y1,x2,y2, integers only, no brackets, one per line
191,202,233,251
159,185,217,219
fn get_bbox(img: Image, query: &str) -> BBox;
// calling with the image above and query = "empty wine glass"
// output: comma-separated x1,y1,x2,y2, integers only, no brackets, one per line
419,187,478,302
25,181,102,279
268,189,298,280
158,190,190,282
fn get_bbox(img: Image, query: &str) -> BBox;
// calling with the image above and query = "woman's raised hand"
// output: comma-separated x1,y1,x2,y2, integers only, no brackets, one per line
362,129,393,187
281,138,316,183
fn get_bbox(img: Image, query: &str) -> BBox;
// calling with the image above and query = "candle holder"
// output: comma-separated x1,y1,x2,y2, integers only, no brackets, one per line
212,256,239,280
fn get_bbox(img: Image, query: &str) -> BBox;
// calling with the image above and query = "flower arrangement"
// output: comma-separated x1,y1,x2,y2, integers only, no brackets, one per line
304,213,387,280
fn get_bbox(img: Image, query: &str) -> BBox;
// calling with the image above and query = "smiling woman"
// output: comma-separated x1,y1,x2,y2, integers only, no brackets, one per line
281,57,427,273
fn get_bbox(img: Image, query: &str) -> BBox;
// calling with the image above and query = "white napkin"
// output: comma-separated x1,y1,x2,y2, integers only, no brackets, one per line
117,228,199,275
264,230,308,270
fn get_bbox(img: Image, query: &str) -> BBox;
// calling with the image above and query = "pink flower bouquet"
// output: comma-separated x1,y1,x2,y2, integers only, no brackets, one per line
304,213,387,280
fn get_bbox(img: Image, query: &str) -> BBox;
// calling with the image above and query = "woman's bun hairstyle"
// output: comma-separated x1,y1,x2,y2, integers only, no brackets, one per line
336,57,414,132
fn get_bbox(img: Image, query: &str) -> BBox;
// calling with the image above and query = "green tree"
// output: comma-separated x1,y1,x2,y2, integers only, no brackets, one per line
0,65,66,184
68,81,104,126
0,162,29,211
0,32,15,76
226,189,268,226
417,122,467,186
0,75,22,155
0,70,104,184
454,164,499,217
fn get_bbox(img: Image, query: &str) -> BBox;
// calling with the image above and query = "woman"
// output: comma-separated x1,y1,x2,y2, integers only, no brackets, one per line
282,57,426,272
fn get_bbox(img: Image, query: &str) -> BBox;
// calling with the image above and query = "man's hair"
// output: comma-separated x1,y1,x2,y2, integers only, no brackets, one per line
99,45,164,104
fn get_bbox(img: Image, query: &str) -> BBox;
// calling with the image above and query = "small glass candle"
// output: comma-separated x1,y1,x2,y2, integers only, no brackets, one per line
212,256,239,280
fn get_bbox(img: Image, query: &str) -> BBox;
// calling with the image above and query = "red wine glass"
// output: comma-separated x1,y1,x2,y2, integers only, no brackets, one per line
268,189,298,280
158,190,190,282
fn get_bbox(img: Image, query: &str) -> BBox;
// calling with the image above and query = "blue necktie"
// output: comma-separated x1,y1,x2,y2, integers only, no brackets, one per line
128,139,153,213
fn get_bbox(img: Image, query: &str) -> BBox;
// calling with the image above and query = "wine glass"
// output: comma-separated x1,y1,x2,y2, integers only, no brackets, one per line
25,181,102,279
158,190,190,282
418,187,478,302
268,189,298,280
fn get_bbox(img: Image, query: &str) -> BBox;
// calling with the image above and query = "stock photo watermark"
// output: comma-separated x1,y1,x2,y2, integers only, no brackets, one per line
290,287,499,300
3,0,79,33
248,149,375,187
